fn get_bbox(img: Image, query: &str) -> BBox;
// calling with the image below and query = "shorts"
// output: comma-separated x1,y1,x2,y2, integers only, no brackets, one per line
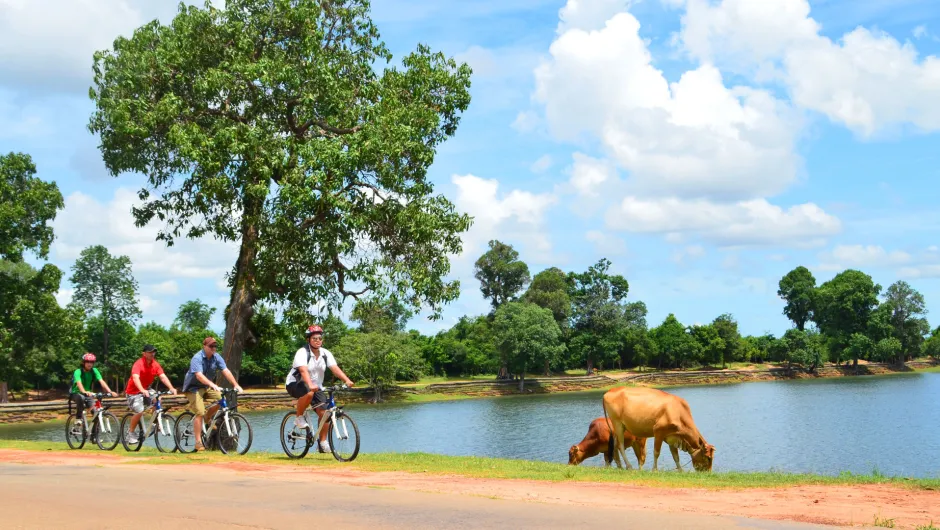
126,392,152,414
185,387,221,416
69,393,94,416
286,381,326,406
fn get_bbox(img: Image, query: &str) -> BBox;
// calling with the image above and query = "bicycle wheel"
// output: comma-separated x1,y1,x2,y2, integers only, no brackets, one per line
94,411,120,451
329,411,360,462
280,411,311,459
174,411,197,453
120,413,144,452
218,412,253,455
154,413,178,453
65,415,86,449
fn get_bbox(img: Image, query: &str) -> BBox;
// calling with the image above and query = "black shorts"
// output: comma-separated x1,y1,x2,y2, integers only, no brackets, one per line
286,381,326,405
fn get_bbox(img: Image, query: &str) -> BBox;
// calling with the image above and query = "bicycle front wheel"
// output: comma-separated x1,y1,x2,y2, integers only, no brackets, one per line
218,413,253,455
174,411,197,453
65,415,86,449
280,411,311,459
329,411,360,462
94,411,120,451
120,413,144,452
154,413,178,453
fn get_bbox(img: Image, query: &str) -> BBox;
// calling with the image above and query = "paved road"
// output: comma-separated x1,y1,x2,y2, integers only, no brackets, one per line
0,463,848,529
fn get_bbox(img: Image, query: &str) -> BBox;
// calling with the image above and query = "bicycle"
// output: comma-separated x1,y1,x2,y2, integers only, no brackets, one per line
174,388,253,455
65,392,120,451
280,384,360,462
120,390,178,452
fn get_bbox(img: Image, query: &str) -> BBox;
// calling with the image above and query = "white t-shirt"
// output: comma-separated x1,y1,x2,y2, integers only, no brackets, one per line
285,346,337,388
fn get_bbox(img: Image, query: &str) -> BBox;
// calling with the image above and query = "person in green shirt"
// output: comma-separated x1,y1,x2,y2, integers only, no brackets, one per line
70,352,117,418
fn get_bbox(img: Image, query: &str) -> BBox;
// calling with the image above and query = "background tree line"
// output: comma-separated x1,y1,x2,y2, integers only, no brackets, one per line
3,150,938,403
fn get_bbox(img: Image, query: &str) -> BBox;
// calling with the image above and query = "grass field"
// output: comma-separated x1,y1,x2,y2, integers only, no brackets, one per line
2,439,937,491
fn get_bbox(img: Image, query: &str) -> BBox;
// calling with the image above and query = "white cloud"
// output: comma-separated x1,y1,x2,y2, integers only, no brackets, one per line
139,295,159,312
818,244,912,270
674,0,940,136
55,288,74,307
605,196,841,247
899,265,940,279
512,111,540,133
0,0,217,96
672,244,706,264
51,188,238,282
913,25,928,40
568,152,617,197
557,0,631,34
530,155,553,174
150,280,179,295
452,174,557,263
585,230,626,256
533,9,801,200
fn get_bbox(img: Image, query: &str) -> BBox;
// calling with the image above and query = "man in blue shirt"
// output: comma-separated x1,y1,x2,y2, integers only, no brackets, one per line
182,336,243,451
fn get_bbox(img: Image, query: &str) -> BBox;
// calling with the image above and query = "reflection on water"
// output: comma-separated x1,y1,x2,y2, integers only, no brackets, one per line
2,373,939,478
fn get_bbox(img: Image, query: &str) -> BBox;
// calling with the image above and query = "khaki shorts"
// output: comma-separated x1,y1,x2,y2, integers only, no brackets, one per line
185,388,221,416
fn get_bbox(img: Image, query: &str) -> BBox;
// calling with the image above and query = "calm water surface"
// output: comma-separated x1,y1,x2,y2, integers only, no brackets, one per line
3,373,939,478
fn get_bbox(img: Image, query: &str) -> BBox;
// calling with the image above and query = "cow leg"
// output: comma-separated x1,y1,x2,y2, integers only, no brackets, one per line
669,444,683,472
652,436,663,471
633,440,646,470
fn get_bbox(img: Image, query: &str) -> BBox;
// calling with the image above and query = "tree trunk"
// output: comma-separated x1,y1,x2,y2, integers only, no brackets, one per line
544,359,550,376
0,382,8,403
374,381,383,403
518,362,526,392
221,198,263,380
585,358,594,376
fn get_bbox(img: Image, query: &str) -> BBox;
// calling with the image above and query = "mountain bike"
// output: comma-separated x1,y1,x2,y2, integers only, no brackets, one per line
120,390,177,452
174,388,252,455
280,384,360,462
65,392,120,451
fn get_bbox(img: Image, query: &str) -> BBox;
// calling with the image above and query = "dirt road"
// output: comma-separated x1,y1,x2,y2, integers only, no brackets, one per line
2,450,934,529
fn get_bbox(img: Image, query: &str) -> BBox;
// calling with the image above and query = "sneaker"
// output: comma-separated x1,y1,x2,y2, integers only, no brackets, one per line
319,440,331,453
294,416,309,429
125,433,139,444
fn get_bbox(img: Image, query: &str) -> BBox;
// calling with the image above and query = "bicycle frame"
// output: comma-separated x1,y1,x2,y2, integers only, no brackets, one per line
138,391,174,439
184,389,239,440
85,394,115,437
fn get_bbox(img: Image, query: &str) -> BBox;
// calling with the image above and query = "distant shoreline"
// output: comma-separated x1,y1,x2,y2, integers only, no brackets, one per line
2,359,937,425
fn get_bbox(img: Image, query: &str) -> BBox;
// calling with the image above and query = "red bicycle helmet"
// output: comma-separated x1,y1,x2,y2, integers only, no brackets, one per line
304,325,324,338
82,353,96,362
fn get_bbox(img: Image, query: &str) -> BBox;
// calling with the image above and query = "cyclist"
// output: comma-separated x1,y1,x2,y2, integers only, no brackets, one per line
181,337,242,451
69,353,117,418
285,324,354,453
124,344,177,445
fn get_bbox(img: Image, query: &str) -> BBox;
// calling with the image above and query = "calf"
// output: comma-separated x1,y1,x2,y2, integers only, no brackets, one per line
568,417,647,468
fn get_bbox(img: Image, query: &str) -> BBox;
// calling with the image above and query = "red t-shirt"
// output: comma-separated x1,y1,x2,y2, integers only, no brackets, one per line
124,358,165,395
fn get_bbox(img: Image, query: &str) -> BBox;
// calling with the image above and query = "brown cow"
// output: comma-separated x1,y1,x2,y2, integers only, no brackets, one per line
568,417,647,469
602,386,715,472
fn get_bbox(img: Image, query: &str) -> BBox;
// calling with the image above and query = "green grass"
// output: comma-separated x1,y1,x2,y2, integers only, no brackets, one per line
873,511,897,528
915,520,938,530
2,440,938,491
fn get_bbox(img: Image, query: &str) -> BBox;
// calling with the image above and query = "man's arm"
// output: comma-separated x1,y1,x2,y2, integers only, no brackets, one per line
328,365,354,387
158,373,177,394
195,371,221,391
132,374,148,395
98,379,117,397
74,372,90,396
221,368,243,393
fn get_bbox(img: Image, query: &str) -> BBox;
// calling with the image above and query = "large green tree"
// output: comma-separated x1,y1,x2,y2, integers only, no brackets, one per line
474,240,531,310
350,294,413,334
812,269,881,369
173,299,216,332
0,152,67,401
568,258,629,374
69,245,142,369
880,280,929,363
778,266,816,331
337,332,425,402
492,302,565,390
88,0,474,378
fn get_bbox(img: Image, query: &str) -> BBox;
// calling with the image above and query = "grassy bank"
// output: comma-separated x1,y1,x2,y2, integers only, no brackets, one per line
2,440,937,491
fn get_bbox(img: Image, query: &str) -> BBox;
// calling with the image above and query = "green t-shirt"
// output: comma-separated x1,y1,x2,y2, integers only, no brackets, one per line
71,367,102,394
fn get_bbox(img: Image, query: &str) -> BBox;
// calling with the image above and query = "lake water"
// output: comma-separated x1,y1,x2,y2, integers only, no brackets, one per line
2,373,939,478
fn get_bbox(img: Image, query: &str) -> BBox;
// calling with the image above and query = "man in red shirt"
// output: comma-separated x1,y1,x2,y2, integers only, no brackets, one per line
124,344,177,445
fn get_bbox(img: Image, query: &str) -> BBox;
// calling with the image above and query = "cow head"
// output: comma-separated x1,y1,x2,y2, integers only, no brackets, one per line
691,439,715,472
568,445,585,465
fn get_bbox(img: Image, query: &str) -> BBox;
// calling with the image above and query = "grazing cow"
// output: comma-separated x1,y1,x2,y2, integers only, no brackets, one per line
602,386,715,472
568,417,647,469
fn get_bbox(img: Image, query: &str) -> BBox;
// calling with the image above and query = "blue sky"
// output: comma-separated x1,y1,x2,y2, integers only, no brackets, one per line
2,0,939,338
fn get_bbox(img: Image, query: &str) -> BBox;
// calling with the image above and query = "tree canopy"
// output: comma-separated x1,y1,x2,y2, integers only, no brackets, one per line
88,0,474,377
